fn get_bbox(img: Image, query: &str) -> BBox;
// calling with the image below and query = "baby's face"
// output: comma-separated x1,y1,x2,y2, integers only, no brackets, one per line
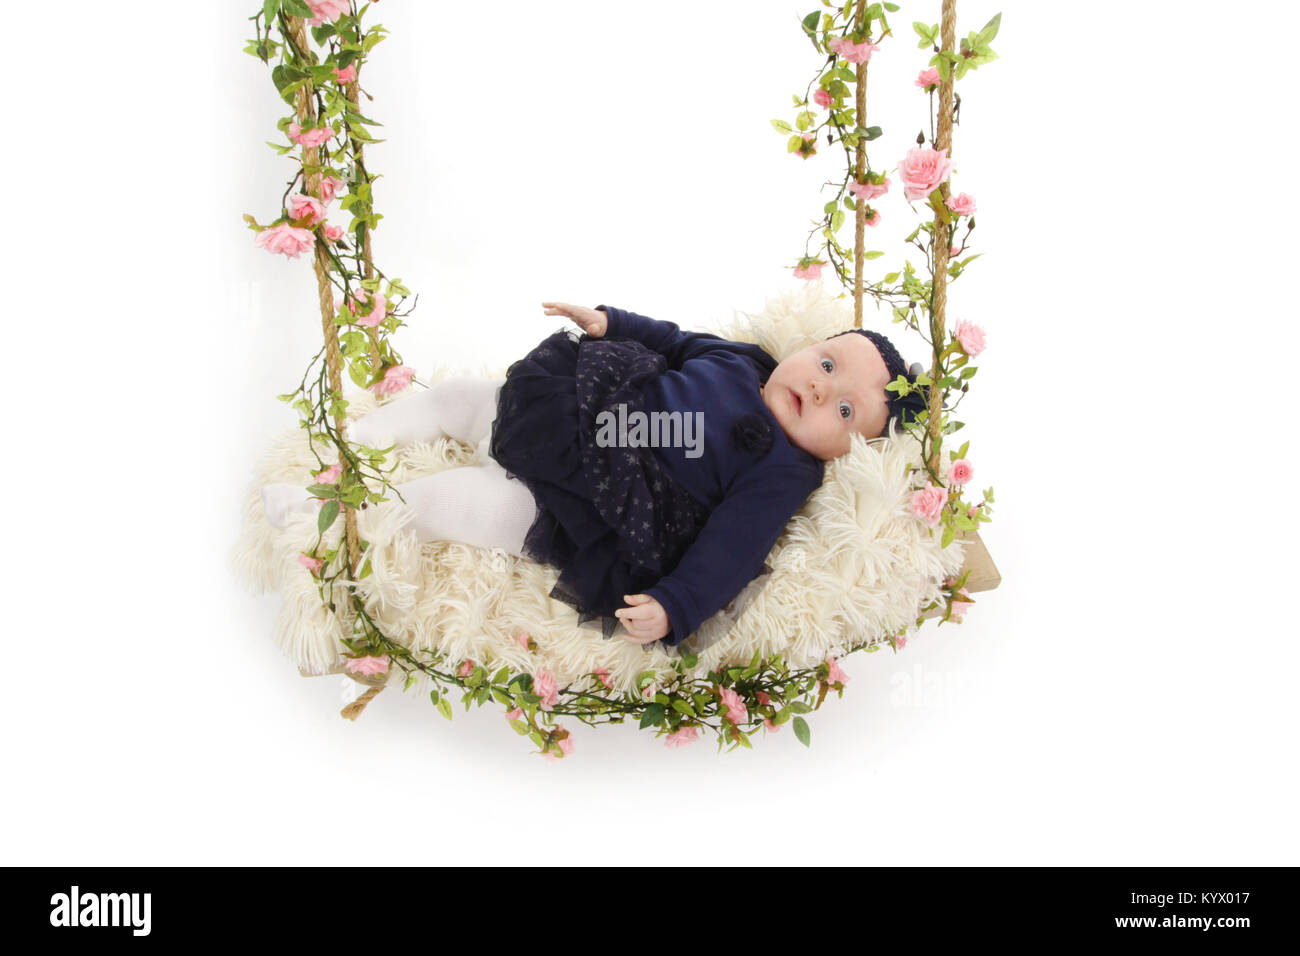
762,333,891,461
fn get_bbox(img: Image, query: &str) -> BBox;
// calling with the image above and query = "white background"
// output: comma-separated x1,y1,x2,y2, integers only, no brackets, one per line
2,0,1295,865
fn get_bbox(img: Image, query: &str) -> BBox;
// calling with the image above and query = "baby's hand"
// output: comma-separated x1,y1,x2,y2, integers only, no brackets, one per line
615,593,670,644
542,301,607,338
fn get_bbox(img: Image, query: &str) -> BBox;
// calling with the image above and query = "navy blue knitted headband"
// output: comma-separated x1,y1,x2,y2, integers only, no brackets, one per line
825,328,930,433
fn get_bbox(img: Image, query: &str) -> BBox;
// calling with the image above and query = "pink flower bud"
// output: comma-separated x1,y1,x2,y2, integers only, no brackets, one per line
954,319,986,357
254,223,315,259
945,192,977,216
909,483,948,527
898,146,955,201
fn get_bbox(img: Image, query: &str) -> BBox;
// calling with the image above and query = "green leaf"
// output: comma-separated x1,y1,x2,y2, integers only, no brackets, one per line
262,0,281,22
933,53,951,81
403,672,418,692
863,250,884,260
436,697,453,720
639,704,666,729
282,0,314,16
671,699,695,717
428,689,439,705
509,719,529,735
976,12,1002,45
789,701,813,715
317,499,339,534
884,1,899,10
793,716,811,747
883,272,899,284
801,10,820,34
863,125,882,141
941,524,957,548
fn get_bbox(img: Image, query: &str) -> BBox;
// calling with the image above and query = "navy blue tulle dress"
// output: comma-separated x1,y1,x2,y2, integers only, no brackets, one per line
488,305,825,647
488,325,712,639
488,326,712,639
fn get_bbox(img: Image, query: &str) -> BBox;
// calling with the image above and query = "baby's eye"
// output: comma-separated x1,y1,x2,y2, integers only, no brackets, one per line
839,400,852,420
821,357,834,374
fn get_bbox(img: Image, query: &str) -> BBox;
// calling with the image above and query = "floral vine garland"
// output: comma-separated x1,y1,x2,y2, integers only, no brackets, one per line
246,0,999,760
775,0,1001,617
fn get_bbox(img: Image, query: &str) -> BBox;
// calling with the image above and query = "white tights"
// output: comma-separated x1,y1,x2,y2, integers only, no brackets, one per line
261,377,538,557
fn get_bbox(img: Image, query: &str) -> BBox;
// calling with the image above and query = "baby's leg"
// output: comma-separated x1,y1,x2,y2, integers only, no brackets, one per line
350,377,504,449
262,460,537,557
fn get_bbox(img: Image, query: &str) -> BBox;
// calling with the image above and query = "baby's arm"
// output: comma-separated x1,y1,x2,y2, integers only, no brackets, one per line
593,305,732,370
642,464,820,646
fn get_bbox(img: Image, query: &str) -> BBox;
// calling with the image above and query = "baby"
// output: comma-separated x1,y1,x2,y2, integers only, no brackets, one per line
264,301,921,648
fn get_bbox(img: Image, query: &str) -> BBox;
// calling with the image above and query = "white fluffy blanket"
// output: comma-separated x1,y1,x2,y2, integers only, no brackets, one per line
231,283,964,693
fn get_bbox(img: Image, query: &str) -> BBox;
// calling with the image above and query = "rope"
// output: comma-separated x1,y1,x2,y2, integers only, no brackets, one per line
927,0,957,475
852,0,869,329
289,14,361,578
340,685,385,721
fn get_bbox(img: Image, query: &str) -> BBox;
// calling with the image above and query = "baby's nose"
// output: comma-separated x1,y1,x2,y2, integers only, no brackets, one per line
808,379,826,403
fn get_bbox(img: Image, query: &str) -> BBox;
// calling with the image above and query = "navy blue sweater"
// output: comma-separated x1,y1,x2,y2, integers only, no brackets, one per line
594,305,825,646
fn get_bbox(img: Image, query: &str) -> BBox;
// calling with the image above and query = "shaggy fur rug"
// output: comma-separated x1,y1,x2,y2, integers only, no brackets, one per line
231,282,965,694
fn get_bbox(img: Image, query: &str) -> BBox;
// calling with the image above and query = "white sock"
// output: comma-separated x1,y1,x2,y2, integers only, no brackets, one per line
350,377,504,449
261,460,537,557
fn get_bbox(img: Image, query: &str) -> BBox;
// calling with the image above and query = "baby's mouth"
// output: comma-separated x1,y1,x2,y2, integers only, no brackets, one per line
790,389,802,416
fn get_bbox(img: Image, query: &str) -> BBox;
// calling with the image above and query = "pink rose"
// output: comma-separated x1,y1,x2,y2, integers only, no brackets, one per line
323,223,344,243
516,631,532,650
315,463,343,484
909,483,948,527
829,36,882,65
827,656,851,686
969,504,980,518
457,659,475,679
593,667,613,690
348,289,388,328
306,0,350,26
945,192,977,216
534,668,560,712
950,244,961,257
898,146,955,201
896,634,908,650
954,318,986,357
948,458,973,486
916,67,940,89
664,726,700,748
755,690,771,706
951,588,972,617
793,261,825,281
718,687,747,725
333,63,357,84
297,552,324,574
865,208,881,227
318,175,346,202
254,222,315,259
848,177,890,201
813,88,833,109
287,122,333,148
288,192,327,226
764,717,780,733
543,726,575,761
345,654,390,676
505,707,523,720
797,132,817,160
